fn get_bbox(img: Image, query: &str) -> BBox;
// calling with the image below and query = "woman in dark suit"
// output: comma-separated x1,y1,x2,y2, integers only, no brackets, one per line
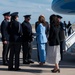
46,14,61,73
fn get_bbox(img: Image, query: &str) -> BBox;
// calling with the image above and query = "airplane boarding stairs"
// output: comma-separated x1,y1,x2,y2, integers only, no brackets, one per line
65,24,75,55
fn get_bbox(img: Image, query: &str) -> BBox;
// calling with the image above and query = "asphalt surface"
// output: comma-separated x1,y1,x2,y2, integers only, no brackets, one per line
0,37,75,75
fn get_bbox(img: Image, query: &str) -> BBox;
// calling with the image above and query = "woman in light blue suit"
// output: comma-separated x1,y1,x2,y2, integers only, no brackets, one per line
36,15,47,65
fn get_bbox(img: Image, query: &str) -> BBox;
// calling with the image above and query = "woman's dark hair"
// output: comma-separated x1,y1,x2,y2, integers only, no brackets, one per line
49,14,56,24
10,16,18,28
38,15,46,26
11,16,17,21
50,14,60,26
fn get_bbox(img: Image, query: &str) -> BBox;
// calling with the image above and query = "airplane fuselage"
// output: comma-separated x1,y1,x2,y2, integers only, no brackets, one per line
52,0,75,14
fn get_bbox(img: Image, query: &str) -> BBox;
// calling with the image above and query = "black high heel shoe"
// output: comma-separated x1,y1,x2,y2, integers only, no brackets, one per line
51,69,60,73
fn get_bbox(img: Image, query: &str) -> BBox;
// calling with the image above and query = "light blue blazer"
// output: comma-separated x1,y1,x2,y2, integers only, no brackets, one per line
36,23,47,44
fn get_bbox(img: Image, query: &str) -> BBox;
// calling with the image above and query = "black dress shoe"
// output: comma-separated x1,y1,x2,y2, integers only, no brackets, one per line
15,68,21,71
3,60,9,65
23,61,30,64
3,63,8,66
28,60,34,63
51,69,60,73
8,68,15,71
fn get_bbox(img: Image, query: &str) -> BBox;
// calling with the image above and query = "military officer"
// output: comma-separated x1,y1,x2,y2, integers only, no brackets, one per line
56,15,65,60
1,12,10,65
7,12,22,71
21,15,34,64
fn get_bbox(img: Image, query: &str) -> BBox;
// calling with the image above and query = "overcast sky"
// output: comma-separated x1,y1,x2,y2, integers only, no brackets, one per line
0,0,75,24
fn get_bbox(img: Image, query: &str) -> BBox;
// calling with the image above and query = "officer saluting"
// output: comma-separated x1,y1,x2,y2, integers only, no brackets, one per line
1,12,10,65
7,12,22,71
22,15,34,64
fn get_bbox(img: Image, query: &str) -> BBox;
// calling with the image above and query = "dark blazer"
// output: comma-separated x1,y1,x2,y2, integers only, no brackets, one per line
1,20,9,41
21,21,33,42
7,20,22,42
48,25,60,46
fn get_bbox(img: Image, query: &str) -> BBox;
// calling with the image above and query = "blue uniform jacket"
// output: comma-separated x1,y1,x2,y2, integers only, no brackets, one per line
7,20,22,42
1,20,9,41
21,21,33,42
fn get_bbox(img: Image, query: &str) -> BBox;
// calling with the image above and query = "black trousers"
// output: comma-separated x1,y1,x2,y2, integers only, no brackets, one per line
2,42,10,64
22,42,32,62
8,42,21,69
60,40,65,60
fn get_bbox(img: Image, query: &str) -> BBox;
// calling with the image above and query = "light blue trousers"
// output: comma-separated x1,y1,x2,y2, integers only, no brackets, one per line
38,43,46,62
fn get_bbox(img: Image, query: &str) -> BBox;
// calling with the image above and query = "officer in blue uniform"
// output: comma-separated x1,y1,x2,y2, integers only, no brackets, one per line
56,15,65,60
7,12,22,71
21,15,34,64
1,12,10,65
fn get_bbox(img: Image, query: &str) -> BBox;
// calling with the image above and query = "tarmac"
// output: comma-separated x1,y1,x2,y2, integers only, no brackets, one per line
0,26,75,75
0,38,75,75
